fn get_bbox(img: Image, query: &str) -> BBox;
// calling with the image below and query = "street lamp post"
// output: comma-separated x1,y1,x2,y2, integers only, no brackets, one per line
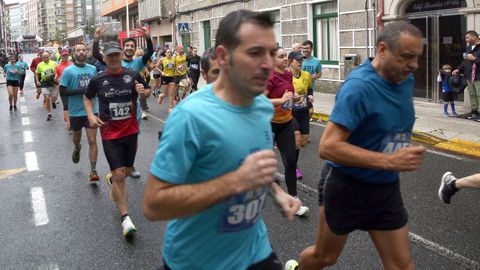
125,0,129,37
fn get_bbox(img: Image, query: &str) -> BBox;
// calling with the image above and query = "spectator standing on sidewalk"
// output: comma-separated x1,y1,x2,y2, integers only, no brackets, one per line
285,21,426,270
453,30,480,120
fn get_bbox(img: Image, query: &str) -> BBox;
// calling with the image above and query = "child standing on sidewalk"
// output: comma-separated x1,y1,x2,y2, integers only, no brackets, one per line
437,64,458,117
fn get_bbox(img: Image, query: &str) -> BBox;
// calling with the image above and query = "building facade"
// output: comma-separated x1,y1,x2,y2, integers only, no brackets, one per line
174,0,480,104
26,0,39,37
9,3,27,46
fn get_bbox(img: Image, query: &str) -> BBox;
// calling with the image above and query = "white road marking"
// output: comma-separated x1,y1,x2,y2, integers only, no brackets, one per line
21,105,27,114
23,131,33,143
25,152,39,171
146,112,165,123
426,149,464,161
37,264,59,270
409,233,480,269
30,187,49,226
22,117,30,126
19,96,25,102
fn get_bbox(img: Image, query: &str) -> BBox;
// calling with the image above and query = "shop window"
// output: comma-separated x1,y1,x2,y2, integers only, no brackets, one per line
313,1,338,64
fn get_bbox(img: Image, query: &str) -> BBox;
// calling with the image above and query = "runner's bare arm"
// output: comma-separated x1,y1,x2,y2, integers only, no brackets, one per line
269,182,300,220
319,121,425,171
143,149,277,221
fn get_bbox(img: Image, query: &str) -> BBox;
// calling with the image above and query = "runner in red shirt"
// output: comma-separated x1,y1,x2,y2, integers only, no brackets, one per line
30,48,44,100
84,41,151,238
56,49,73,131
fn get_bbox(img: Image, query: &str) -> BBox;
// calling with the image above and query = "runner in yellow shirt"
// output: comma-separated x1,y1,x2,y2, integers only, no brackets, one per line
35,52,58,121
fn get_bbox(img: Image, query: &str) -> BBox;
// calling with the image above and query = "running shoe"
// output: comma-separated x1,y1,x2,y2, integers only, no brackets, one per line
46,113,53,121
90,170,100,182
438,172,458,204
284,260,299,270
9,105,12,111
141,111,148,119
442,112,448,117
121,215,137,237
130,169,141,179
72,144,81,163
296,167,303,180
13,106,17,111
294,197,310,217
451,111,458,116
105,173,113,201
157,93,164,104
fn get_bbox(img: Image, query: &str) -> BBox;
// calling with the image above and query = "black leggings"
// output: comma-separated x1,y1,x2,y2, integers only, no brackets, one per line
272,120,297,197
19,74,26,90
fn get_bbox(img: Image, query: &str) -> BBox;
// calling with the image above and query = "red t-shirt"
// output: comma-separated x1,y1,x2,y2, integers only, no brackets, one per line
267,70,295,123
56,60,72,79
30,57,42,73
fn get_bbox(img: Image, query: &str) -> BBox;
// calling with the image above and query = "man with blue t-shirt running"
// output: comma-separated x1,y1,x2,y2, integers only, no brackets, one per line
59,43,100,182
285,22,426,270
143,10,301,270
93,24,153,179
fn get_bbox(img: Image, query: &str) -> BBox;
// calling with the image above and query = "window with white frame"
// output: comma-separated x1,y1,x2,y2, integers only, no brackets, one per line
313,1,338,64
268,10,281,46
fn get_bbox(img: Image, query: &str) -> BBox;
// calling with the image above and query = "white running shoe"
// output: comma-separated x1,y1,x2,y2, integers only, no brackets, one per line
141,111,148,119
121,216,137,237
295,205,310,217
284,259,299,270
130,169,141,178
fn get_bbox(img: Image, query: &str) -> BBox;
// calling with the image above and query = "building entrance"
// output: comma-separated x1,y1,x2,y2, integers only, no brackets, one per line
406,0,467,102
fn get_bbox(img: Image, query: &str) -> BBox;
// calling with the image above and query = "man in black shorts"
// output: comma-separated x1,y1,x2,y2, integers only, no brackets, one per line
59,43,100,182
287,22,426,270
84,41,151,238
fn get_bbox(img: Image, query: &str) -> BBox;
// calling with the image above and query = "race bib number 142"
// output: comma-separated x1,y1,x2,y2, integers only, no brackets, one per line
109,102,132,120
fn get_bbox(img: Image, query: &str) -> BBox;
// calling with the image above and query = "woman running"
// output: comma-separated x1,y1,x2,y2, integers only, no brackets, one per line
17,54,29,96
265,47,309,217
288,51,314,179
4,54,22,111
157,49,176,112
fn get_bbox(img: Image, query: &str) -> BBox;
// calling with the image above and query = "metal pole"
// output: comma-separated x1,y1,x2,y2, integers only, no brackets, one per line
365,0,369,58
125,0,130,36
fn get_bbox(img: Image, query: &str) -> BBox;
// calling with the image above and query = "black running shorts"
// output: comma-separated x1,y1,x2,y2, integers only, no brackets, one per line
102,133,138,171
161,76,174,85
293,109,310,135
321,164,408,235
6,80,19,87
161,252,283,270
70,116,94,131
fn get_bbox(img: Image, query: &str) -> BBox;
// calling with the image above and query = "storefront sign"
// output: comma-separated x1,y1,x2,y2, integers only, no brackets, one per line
406,0,466,13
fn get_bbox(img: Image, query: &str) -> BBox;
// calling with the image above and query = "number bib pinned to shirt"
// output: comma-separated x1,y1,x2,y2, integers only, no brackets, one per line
220,187,268,232
109,102,132,120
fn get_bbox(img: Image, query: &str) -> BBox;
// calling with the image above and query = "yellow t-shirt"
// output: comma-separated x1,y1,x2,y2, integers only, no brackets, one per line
292,70,312,96
36,60,57,85
174,54,187,76
161,58,175,77
292,70,312,110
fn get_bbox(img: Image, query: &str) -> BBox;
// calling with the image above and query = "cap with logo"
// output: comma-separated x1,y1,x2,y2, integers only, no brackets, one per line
103,41,123,56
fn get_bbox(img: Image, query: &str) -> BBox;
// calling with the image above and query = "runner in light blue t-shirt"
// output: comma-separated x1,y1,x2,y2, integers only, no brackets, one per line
144,10,300,270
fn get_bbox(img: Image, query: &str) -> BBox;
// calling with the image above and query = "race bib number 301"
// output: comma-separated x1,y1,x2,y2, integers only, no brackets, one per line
109,102,132,120
220,187,268,232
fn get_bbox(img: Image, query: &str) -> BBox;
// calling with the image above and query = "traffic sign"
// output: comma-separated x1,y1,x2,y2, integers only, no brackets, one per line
178,23,190,35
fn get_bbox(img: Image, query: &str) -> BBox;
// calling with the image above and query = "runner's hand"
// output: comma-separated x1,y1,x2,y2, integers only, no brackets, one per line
137,22,150,38
95,24,108,40
88,115,104,128
387,145,425,171
281,90,293,103
235,150,277,192
272,189,301,220
135,80,145,95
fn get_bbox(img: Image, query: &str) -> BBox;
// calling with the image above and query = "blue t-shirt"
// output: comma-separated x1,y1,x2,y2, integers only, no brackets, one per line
18,61,29,74
122,58,144,121
150,84,275,270
4,63,22,81
302,56,322,75
60,64,98,117
328,59,415,183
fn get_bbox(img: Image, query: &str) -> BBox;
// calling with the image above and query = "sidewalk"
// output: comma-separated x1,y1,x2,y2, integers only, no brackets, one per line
311,92,480,158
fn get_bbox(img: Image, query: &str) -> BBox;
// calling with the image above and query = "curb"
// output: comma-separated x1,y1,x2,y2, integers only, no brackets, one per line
311,112,480,159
